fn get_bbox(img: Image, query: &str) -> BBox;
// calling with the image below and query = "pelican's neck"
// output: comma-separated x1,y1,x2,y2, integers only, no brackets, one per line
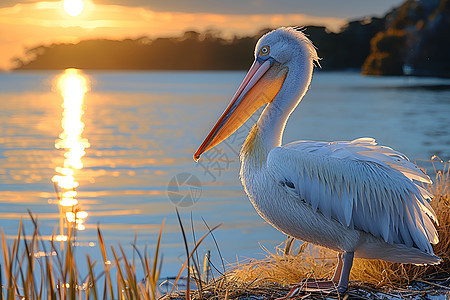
240,60,313,168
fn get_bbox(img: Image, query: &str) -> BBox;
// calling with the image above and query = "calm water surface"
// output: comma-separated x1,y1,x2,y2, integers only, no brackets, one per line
0,70,449,278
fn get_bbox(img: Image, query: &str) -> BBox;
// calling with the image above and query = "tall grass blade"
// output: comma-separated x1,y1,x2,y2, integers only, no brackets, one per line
12,222,28,300
176,208,190,300
22,224,38,300
132,230,137,276
116,271,121,300
102,274,107,300
201,217,225,275
1,228,11,296
171,209,221,294
4,222,25,300
86,255,98,300
202,251,210,283
150,219,165,300
46,252,57,300
138,281,151,300
118,243,139,298
111,246,131,300
189,213,203,295
131,243,149,297
97,227,114,299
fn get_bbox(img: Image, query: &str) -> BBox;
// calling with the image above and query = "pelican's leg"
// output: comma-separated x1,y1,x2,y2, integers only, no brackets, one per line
298,252,343,291
336,251,354,293
275,252,348,299
331,252,343,282
304,251,342,288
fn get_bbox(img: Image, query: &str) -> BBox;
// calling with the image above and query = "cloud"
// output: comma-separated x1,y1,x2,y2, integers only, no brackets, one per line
0,1,346,70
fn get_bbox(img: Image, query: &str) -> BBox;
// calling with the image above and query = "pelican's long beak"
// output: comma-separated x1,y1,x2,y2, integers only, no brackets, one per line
194,57,288,161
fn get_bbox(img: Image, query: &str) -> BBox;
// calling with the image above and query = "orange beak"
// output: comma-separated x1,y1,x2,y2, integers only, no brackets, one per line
194,57,288,161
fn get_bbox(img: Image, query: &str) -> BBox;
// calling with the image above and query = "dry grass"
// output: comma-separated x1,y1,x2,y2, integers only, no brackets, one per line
0,209,220,300
228,242,336,286
1,212,166,300
225,159,450,292
161,277,291,300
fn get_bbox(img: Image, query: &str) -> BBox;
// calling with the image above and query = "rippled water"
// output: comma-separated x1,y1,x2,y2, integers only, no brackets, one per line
0,70,449,277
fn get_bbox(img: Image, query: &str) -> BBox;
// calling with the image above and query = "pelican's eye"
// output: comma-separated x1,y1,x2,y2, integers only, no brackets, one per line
259,45,270,56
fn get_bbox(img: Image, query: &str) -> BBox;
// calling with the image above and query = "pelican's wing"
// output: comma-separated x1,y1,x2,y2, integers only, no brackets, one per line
267,137,438,253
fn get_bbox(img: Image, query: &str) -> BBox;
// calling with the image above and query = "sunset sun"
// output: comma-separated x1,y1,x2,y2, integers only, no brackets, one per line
62,0,84,17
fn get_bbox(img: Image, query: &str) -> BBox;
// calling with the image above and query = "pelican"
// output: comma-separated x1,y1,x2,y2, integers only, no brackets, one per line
194,27,440,293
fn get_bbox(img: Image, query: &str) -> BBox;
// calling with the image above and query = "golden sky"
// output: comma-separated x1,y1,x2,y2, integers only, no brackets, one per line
0,0,403,70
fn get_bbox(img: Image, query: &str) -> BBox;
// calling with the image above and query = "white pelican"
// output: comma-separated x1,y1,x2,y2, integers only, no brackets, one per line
194,27,440,293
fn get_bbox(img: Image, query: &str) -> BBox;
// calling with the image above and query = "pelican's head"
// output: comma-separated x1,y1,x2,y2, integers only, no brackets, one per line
194,27,318,161
255,27,319,69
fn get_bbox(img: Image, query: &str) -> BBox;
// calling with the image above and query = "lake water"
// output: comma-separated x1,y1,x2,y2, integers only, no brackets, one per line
0,70,449,280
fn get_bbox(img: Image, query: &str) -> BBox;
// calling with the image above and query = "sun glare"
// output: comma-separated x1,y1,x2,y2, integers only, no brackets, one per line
52,68,89,238
62,0,84,17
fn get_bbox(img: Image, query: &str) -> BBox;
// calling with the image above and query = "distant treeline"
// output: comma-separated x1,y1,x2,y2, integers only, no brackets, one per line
13,0,450,77
12,21,383,71
13,32,257,71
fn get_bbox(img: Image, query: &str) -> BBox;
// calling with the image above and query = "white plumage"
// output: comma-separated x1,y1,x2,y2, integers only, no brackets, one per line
195,27,440,293
267,138,438,253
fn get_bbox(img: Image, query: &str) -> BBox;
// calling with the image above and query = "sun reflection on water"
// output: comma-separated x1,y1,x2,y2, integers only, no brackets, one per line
52,69,89,238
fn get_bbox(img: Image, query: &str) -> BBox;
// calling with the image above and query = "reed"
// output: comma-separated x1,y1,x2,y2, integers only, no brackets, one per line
0,209,220,300
0,212,165,300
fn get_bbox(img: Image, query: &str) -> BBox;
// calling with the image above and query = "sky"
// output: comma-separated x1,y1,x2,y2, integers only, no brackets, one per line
0,0,405,70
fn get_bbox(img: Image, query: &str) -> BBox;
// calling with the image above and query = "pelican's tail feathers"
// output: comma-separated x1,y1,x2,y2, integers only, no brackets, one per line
356,234,441,265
